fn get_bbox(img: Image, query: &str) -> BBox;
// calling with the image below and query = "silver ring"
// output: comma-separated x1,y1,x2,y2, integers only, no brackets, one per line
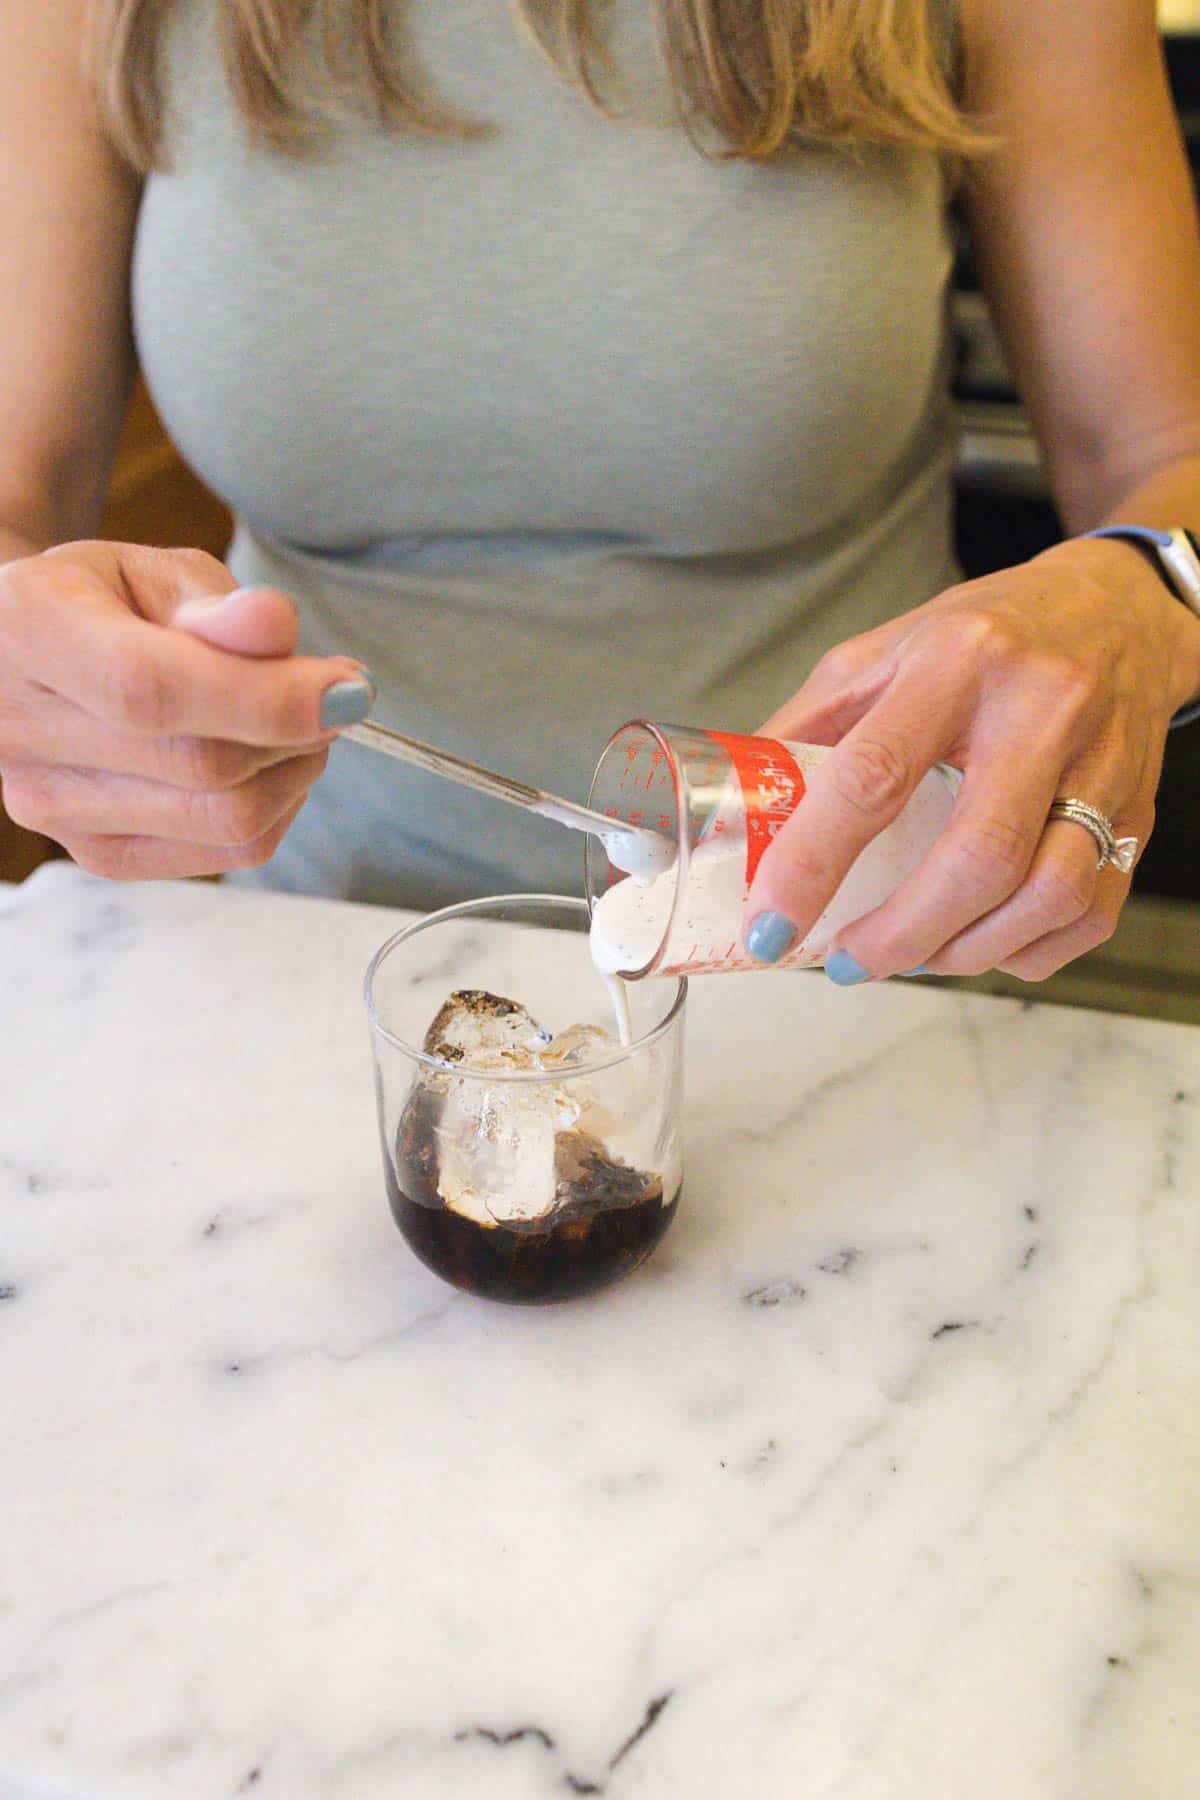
1048,798,1138,873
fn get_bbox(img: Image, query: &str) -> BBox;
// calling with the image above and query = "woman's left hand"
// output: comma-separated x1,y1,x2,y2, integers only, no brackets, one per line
743,536,1200,981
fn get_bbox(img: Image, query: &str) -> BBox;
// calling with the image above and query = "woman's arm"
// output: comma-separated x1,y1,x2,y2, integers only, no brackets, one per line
742,0,1200,981
960,0,1200,537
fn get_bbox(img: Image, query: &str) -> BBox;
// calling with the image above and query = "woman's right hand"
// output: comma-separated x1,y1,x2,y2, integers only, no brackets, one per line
0,539,374,880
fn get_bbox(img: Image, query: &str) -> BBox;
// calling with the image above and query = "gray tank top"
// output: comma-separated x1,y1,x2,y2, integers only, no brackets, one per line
133,0,959,907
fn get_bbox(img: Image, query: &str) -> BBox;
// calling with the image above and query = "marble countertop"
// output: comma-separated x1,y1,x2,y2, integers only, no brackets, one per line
2,863,1199,1799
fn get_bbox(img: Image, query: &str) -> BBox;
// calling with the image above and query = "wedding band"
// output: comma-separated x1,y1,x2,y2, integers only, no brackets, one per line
1048,798,1139,874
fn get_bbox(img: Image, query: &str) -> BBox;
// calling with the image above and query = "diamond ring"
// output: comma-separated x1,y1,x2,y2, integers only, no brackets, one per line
1047,799,1138,873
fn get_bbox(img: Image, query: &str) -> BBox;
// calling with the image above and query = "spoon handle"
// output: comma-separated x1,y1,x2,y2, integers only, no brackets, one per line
341,719,630,839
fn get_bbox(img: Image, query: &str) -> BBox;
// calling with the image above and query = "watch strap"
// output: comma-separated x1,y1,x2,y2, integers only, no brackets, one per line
1081,525,1200,729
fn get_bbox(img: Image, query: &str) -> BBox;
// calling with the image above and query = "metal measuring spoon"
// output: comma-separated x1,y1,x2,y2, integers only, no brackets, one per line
342,719,675,881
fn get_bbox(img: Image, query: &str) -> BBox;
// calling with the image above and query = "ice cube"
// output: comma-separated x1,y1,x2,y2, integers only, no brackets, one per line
395,1078,445,1209
563,1034,662,1164
413,990,558,1226
396,992,549,1213
550,1128,663,1225
540,1022,619,1071
435,1071,582,1227
407,990,668,1233
423,990,551,1068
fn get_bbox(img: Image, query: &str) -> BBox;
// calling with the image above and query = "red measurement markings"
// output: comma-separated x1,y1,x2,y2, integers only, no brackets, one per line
601,805,621,889
662,952,742,976
706,731,805,886
620,738,672,799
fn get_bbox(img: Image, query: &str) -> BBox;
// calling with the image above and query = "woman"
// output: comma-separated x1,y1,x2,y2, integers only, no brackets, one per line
1,0,1199,985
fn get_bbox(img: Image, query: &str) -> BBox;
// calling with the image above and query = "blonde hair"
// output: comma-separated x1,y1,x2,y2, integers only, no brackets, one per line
89,0,985,170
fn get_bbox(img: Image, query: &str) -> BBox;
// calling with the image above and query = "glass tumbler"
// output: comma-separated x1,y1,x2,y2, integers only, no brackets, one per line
586,721,959,977
365,895,687,1305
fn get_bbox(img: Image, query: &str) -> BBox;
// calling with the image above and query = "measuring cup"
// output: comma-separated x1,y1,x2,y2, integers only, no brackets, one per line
585,722,959,978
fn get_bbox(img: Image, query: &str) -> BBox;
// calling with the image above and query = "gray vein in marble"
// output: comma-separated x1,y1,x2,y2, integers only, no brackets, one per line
314,1723,456,1793
1080,1635,1156,1737
811,1569,1015,1797
216,1297,458,1378
808,1208,1171,1761
627,1107,1172,1742
816,1246,861,1275
403,930,485,990
950,990,1002,1118
68,898,138,956
200,1206,291,1241
446,1688,675,1796
0,1661,58,1707
588,1469,667,1501
607,1691,673,1771
15,1580,187,1666
1160,1083,1191,1189
719,1018,951,1149
741,1276,805,1308
0,1157,108,1202
629,1402,898,1694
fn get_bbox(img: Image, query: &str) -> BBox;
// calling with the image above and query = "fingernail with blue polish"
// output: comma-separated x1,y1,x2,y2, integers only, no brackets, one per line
824,949,871,986
745,910,798,964
320,675,375,729
897,965,930,978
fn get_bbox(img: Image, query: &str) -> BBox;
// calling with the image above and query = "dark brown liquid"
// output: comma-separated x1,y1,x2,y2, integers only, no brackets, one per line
385,1086,676,1303
385,1167,677,1304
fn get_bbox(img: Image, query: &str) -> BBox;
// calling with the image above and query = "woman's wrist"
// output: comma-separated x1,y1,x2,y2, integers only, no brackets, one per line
1037,532,1200,718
